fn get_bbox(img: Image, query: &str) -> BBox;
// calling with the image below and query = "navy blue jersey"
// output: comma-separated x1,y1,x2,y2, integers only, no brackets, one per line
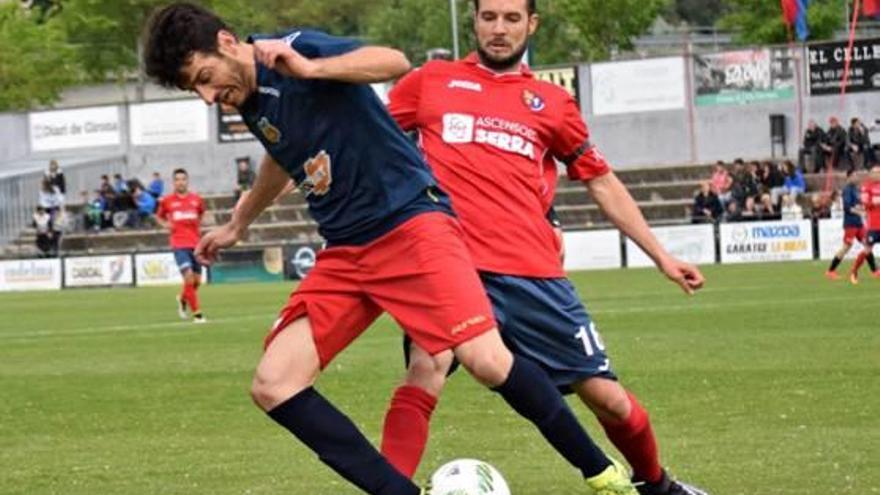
239,29,451,245
842,183,863,228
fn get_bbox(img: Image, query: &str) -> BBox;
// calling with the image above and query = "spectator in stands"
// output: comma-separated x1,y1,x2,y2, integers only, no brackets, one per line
37,176,63,219
848,118,872,170
112,173,129,194
757,193,778,220
821,117,848,170
100,189,116,229
99,174,114,196
730,159,758,207
710,161,733,205
800,119,826,172
234,157,255,201
762,161,787,205
46,160,66,194
782,161,806,199
780,194,804,220
739,196,758,221
809,192,831,220
723,200,741,222
691,181,723,224
32,206,56,257
132,185,157,227
84,190,105,231
148,172,164,198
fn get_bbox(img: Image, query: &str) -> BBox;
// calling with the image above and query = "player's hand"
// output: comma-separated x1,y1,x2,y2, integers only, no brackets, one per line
195,222,243,265
658,256,705,295
253,40,320,79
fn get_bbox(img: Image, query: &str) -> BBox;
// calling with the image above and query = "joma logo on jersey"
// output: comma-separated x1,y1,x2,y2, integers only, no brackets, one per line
257,117,282,144
448,79,483,92
301,151,332,197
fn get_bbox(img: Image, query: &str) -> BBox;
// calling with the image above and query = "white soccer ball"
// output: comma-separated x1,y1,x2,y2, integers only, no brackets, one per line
429,459,511,495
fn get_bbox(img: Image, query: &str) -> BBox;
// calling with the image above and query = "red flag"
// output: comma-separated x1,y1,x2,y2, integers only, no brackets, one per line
781,0,799,24
865,0,880,17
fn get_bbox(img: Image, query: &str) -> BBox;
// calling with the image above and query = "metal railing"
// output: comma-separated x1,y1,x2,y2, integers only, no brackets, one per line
0,155,126,252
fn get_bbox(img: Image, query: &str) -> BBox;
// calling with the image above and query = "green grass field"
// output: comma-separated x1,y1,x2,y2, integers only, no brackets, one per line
1,261,877,495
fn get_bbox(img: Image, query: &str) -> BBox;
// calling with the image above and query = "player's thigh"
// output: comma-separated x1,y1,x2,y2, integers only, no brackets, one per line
485,275,616,392
452,328,512,387
403,340,456,396
364,213,497,356
252,316,321,410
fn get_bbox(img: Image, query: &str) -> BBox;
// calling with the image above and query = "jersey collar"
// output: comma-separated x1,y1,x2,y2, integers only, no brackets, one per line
463,52,533,78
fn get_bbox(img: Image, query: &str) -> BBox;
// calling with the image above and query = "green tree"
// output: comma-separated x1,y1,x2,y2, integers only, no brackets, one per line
718,0,846,45
663,0,727,27
554,0,669,61
0,3,77,111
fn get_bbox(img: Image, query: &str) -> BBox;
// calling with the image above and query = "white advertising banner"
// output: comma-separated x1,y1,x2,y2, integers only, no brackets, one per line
135,253,184,286
129,100,209,146
0,259,62,291
626,225,716,268
818,218,879,259
563,230,622,271
29,106,121,152
720,220,813,264
590,57,687,115
64,255,134,287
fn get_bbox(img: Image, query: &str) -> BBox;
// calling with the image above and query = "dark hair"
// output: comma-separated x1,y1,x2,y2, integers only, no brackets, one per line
473,0,536,14
173,168,188,177
143,2,230,89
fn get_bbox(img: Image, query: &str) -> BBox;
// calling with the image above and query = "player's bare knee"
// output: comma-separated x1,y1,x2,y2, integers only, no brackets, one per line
250,371,313,411
455,330,513,387
575,378,631,422
405,349,452,396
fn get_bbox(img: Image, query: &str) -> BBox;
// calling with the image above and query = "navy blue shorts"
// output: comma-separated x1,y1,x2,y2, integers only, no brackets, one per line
403,273,616,393
173,249,202,275
867,230,880,246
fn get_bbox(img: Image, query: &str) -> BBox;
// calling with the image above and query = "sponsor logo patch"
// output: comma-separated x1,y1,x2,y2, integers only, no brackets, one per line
257,117,282,144
522,89,546,112
302,151,332,197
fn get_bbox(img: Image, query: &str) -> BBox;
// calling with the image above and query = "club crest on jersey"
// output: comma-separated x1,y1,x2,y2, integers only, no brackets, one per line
522,89,545,112
257,117,282,144
302,151,332,197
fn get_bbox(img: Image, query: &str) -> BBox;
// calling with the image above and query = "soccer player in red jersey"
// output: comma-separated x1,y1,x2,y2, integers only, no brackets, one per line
826,169,869,281
156,168,207,323
380,1,708,494
850,164,880,283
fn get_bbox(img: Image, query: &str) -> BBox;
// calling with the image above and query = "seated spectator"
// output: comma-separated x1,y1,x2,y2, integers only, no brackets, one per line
692,181,723,224
764,161,787,205
37,176,63,219
800,119,826,172
132,185,157,227
821,117,848,170
112,173,129,194
780,194,803,220
740,196,759,222
710,161,733,204
84,190,105,231
809,192,831,220
99,174,114,196
782,161,806,198
848,118,871,170
100,190,116,229
724,201,741,222
757,193,779,220
148,172,164,198
32,206,57,257
730,159,758,207
46,160,66,195
234,157,255,201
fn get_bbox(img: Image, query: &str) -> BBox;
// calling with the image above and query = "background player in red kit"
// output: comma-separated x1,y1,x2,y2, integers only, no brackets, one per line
851,164,880,282
156,168,207,323
380,1,708,494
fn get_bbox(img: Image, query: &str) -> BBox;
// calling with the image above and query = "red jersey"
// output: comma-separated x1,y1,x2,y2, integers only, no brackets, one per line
156,192,205,249
388,53,610,277
861,180,880,230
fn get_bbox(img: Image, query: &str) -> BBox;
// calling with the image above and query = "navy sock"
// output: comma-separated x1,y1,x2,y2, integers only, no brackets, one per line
267,387,420,495
493,356,611,478
868,253,877,272
828,256,842,272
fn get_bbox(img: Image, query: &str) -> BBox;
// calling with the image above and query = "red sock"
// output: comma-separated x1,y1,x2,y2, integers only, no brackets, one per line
852,252,867,276
380,385,438,478
182,282,200,314
599,391,663,484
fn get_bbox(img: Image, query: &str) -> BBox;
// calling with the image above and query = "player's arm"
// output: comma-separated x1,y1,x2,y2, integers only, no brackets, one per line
253,40,410,84
154,201,169,230
196,155,291,264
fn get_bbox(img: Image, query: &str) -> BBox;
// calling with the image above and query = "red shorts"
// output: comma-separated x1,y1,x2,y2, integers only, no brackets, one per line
265,212,497,368
844,227,866,244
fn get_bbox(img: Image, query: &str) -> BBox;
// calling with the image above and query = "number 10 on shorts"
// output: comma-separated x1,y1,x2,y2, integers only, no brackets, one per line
575,322,605,357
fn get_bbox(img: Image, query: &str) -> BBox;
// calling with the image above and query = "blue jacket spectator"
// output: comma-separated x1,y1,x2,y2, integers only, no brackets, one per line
782,161,806,197
148,172,164,198
113,173,129,194
134,187,156,215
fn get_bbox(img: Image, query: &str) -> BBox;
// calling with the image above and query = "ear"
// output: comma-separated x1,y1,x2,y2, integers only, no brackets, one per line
528,13,539,35
216,29,238,56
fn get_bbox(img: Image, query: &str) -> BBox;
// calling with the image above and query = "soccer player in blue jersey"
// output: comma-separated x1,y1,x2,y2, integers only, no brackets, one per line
142,3,638,494
826,169,871,280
